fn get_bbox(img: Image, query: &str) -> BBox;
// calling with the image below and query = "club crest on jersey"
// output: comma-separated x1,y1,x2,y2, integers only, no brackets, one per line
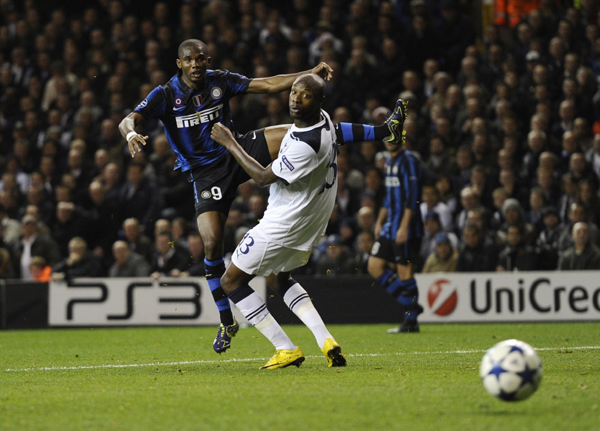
192,95,203,107
201,190,211,199
211,87,222,99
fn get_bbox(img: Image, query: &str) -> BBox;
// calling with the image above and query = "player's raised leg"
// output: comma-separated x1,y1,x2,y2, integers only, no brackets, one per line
197,211,239,353
267,273,346,367
262,99,408,160
334,99,408,145
221,263,304,370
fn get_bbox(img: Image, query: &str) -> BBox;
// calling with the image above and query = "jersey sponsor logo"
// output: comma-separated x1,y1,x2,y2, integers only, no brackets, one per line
211,87,222,99
385,177,400,187
192,94,202,107
176,104,223,128
282,155,295,171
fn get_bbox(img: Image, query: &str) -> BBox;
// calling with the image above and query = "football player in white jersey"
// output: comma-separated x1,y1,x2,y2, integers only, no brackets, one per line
210,74,345,369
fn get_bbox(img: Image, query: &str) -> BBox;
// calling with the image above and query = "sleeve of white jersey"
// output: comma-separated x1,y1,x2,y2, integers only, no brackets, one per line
271,141,317,185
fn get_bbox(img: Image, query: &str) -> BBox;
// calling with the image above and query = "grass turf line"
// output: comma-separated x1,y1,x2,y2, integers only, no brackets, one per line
0,322,598,431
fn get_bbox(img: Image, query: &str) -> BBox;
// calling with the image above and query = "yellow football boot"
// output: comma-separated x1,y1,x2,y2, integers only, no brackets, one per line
260,347,305,370
321,338,347,367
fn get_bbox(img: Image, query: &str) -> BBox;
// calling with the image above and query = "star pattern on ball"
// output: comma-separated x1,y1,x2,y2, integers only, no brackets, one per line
489,360,506,379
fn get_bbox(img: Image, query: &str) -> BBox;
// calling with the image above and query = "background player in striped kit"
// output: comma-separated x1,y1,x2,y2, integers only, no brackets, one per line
368,128,425,334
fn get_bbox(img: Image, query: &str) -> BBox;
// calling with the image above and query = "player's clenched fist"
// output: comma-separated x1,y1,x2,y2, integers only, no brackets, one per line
211,122,236,148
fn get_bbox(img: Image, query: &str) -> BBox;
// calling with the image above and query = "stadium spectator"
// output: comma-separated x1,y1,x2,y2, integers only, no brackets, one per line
0,203,21,245
558,201,600,252
558,222,600,270
456,224,497,272
122,217,154,264
353,230,374,275
13,215,61,279
315,234,355,276
52,201,90,258
496,224,538,271
173,231,205,278
117,162,162,233
422,232,458,273
536,206,563,270
29,256,52,282
52,237,103,279
150,231,190,277
419,210,458,263
108,240,151,278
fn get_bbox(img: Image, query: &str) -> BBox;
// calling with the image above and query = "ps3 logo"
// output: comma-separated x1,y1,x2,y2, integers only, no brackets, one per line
64,280,202,321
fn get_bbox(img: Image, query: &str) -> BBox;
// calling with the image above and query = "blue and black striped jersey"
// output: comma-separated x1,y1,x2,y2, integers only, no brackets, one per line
134,69,251,172
380,149,424,240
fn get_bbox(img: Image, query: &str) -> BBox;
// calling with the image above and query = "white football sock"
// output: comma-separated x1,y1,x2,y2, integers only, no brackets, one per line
283,283,332,349
234,289,296,351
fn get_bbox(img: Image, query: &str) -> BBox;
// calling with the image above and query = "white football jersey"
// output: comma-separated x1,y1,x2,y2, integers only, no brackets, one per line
256,109,338,250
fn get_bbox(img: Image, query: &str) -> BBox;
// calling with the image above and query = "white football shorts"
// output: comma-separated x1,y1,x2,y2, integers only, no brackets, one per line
231,227,312,276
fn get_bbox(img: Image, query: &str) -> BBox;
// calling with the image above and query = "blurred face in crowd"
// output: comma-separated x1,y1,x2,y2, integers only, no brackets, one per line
112,241,130,266
466,210,484,230
463,227,480,248
507,225,522,247
530,190,544,211
425,217,441,235
436,242,452,260
156,233,172,254
573,222,589,249
123,219,139,242
461,189,476,210
68,238,86,258
127,164,144,187
543,213,559,229
505,207,519,224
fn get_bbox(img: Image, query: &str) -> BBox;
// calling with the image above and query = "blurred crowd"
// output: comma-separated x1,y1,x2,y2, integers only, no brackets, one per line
1,0,600,281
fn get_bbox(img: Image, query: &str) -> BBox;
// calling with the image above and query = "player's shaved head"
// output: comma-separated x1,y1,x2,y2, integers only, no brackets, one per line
294,74,326,101
178,39,208,59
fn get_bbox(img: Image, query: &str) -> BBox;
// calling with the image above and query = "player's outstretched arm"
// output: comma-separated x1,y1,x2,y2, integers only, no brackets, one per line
119,112,149,158
211,123,278,186
247,62,333,93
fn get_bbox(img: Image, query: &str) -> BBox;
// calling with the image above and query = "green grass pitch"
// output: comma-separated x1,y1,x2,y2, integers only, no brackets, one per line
1,322,599,431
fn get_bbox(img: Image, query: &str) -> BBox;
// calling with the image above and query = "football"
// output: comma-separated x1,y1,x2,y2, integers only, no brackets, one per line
479,339,543,401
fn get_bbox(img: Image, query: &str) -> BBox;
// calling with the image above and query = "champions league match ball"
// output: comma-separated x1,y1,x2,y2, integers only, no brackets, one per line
479,339,543,401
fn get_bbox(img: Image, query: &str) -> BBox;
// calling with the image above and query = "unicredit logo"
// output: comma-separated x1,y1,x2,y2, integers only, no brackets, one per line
427,279,458,316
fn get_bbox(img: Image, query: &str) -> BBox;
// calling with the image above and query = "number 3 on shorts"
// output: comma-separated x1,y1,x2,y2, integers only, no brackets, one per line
211,186,222,200
238,233,254,255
